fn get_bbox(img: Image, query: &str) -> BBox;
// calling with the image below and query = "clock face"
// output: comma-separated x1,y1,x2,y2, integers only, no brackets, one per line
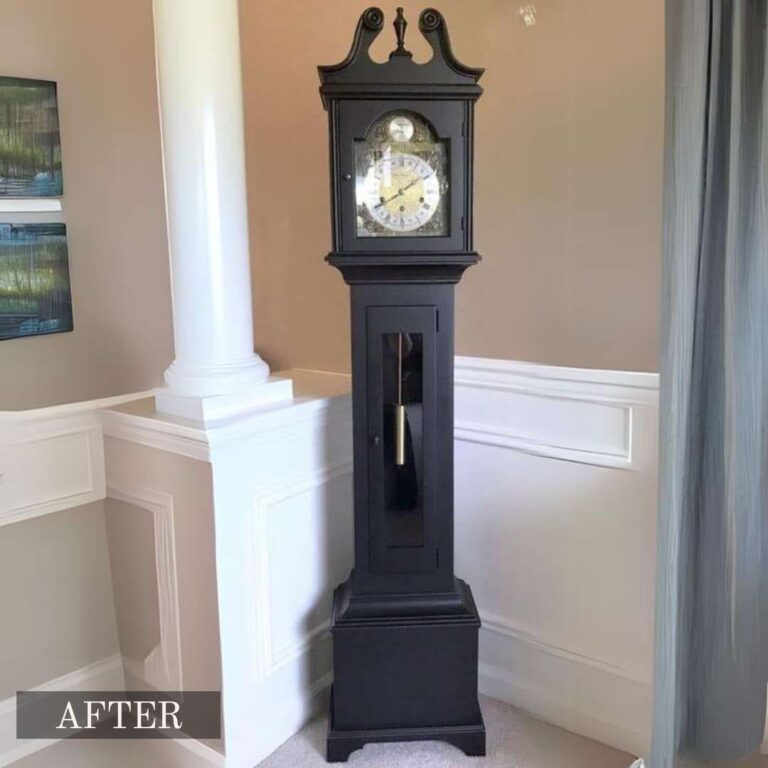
354,111,449,238
361,153,441,232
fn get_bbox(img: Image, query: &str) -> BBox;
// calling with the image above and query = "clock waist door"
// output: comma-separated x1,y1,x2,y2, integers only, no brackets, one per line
366,305,437,577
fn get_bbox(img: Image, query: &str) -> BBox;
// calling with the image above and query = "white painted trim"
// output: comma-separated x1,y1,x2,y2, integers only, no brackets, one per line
99,360,659,471
102,406,211,462
308,672,334,700
0,655,125,767
0,417,104,527
102,393,352,463
0,392,153,528
478,662,647,759
455,416,634,469
480,611,646,685
0,391,153,421
167,735,226,767
97,360,660,473
247,672,332,768
455,356,659,398
252,460,353,678
107,485,183,691
155,376,293,424
269,621,331,675
0,199,62,213
454,356,657,470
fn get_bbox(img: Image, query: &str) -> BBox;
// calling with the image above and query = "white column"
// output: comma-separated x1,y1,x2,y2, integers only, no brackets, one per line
152,0,291,422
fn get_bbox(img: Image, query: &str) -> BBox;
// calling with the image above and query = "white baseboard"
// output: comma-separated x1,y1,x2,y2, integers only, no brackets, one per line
261,673,331,762
0,656,228,768
478,629,650,759
169,736,226,767
0,655,125,767
225,673,332,768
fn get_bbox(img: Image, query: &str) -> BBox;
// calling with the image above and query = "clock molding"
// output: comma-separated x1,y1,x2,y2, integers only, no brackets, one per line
319,7,486,762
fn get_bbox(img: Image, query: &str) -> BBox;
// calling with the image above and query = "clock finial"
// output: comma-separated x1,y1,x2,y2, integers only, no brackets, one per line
391,7,412,58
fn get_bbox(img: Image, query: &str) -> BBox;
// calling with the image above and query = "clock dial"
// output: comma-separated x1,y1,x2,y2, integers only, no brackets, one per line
362,153,440,232
354,111,449,238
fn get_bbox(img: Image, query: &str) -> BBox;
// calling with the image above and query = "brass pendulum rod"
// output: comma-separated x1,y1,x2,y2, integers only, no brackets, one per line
395,333,406,467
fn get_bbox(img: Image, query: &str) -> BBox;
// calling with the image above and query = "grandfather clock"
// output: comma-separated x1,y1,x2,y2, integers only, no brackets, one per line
319,7,485,762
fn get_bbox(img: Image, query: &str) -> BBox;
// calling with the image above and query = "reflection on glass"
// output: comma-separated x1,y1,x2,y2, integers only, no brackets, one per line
355,111,449,238
382,332,424,547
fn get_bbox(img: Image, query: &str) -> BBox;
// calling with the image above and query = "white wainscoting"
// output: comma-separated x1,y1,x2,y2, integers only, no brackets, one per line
206,381,354,768
0,655,125,767
1,362,659,763
0,411,104,527
455,356,658,469
0,393,151,527
252,460,353,679
454,357,659,757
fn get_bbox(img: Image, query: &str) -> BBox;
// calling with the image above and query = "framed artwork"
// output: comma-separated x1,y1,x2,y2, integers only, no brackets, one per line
0,77,62,198
0,223,72,340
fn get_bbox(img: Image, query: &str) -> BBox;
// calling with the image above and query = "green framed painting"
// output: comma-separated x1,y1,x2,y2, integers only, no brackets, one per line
0,76,62,198
0,223,72,340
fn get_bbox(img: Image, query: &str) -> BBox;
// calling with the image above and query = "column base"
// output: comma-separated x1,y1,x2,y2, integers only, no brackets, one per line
163,354,272,397
155,375,293,423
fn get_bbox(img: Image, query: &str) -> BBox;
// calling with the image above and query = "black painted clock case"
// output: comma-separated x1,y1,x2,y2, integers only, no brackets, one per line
319,8,485,762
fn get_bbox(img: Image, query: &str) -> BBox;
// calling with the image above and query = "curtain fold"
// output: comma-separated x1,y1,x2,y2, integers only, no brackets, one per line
651,1,768,766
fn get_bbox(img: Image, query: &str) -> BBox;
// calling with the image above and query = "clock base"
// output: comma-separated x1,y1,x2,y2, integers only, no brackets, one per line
327,688,486,763
326,576,484,762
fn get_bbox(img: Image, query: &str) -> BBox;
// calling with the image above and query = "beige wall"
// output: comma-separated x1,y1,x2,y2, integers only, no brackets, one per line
0,0,663,411
241,0,664,373
104,438,222,696
0,0,173,411
0,502,119,699
104,498,161,666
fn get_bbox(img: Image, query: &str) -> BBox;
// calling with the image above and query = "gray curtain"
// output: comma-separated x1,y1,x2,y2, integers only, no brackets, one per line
651,0,768,766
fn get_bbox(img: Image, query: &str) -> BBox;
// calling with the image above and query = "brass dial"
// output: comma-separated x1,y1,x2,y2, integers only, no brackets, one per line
361,153,440,232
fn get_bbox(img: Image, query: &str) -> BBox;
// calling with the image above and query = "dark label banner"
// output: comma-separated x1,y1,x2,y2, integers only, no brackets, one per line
16,691,221,739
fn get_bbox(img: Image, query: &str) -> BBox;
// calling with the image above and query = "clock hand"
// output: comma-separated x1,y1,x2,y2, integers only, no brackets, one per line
373,178,420,209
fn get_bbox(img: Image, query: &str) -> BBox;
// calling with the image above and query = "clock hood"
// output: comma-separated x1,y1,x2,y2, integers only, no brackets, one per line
318,7,484,107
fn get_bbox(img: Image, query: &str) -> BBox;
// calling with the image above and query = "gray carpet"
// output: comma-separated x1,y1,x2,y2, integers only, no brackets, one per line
257,696,635,768
14,697,768,767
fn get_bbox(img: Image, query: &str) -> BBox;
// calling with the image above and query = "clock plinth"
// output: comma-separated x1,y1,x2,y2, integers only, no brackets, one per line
319,7,485,762
327,576,484,763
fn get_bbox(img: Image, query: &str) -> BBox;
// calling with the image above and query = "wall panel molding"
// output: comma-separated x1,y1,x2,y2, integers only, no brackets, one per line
0,393,151,527
455,357,658,470
0,413,104,527
251,460,353,679
106,485,183,692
